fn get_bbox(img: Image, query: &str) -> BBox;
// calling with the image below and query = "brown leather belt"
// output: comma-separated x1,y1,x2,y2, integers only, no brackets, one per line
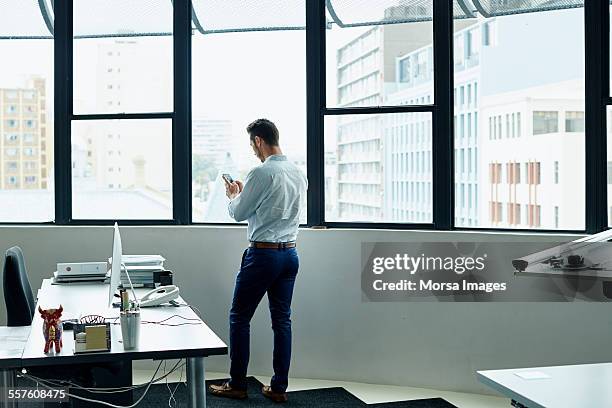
250,241,296,249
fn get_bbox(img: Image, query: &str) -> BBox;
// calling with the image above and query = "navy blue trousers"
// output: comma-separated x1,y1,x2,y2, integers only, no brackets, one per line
229,247,299,393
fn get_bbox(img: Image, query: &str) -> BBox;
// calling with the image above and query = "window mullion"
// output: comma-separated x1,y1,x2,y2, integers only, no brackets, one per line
432,0,454,230
54,0,73,224
172,0,192,225
584,0,607,233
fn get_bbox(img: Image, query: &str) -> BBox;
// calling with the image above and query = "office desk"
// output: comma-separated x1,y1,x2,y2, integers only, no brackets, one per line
9,278,227,407
0,326,30,408
477,362,612,408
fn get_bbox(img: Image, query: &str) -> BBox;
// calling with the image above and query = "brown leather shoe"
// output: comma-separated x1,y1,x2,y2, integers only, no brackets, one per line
262,385,288,403
208,382,248,399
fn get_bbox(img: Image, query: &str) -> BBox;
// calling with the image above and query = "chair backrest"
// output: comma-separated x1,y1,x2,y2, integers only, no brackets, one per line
3,246,35,326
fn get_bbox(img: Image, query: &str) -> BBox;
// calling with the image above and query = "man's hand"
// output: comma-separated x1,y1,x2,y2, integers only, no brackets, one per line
225,179,243,200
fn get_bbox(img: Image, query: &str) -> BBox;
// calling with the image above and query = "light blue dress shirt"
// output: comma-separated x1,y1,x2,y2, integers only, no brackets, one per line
228,154,308,243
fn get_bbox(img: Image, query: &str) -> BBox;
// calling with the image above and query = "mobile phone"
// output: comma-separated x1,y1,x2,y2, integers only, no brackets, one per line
222,173,234,184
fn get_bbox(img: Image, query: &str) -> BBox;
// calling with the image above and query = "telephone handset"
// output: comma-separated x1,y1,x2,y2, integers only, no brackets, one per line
139,285,180,307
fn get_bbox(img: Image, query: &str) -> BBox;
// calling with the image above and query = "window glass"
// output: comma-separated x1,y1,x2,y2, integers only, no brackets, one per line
533,111,559,135
0,38,54,221
454,9,584,230
73,1,173,114
325,2,433,108
325,112,433,223
565,111,584,133
72,119,172,219
191,30,306,223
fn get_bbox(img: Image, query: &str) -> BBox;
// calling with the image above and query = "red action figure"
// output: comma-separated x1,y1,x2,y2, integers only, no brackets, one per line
39,305,63,353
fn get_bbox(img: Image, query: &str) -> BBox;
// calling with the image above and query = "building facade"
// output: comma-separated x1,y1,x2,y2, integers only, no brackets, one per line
335,8,584,229
333,23,434,222
0,78,50,190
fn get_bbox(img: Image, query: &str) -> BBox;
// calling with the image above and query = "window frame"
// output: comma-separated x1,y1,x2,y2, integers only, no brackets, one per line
52,0,188,226
0,0,605,234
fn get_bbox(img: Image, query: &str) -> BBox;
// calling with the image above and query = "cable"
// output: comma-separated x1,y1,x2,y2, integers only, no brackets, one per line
22,359,184,394
172,302,203,320
23,360,163,407
105,314,201,327
167,362,184,408
23,360,185,400
23,361,163,407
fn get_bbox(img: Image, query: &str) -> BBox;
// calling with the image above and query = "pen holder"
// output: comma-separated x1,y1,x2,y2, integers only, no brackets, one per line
120,310,141,350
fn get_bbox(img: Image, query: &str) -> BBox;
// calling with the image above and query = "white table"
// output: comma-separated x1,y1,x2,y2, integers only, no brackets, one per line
3,278,227,408
477,362,612,408
0,326,31,408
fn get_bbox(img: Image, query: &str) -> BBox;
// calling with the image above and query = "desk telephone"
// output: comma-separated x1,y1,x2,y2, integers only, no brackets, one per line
112,285,180,308
139,285,180,307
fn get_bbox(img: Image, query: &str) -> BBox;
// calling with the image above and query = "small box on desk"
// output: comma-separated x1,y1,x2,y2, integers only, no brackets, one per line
73,323,111,353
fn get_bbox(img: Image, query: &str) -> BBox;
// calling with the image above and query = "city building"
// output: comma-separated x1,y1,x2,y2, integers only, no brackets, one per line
364,10,584,229
333,24,435,222
192,119,234,168
74,39,172,193
0,78,50,190
475,10,584,230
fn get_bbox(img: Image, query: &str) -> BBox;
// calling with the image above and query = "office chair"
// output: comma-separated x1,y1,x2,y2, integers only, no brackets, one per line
3,246,36,326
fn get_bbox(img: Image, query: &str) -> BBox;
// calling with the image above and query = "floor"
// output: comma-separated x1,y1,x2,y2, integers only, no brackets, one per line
133,368,510,408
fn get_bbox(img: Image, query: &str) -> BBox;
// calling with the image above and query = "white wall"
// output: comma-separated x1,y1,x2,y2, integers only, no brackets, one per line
1,226,611,395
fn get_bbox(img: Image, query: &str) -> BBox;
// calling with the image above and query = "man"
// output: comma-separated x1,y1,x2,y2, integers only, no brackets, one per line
209,119,307,403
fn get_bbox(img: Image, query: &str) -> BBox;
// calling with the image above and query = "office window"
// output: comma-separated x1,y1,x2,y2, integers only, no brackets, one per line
326,2,433,107
69,0,173,221
23,147,36,157
191,26,306,223
467,113,472,138
533,111,559,135
565,111,584,133
457,7,584,230
325,112,433,223
71,119,173,220
0,28,54,220
505,114,510,138
73,1,173,114
467,84,472,106
489,163,502,184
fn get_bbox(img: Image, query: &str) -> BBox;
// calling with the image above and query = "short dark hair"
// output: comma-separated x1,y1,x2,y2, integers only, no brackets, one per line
246,119,279,147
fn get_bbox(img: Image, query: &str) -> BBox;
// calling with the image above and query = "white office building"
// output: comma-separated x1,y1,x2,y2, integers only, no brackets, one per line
334,24,435,222
383,10,584,229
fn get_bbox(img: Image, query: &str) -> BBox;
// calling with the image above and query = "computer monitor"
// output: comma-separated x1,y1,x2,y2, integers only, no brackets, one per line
108,222,122,307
